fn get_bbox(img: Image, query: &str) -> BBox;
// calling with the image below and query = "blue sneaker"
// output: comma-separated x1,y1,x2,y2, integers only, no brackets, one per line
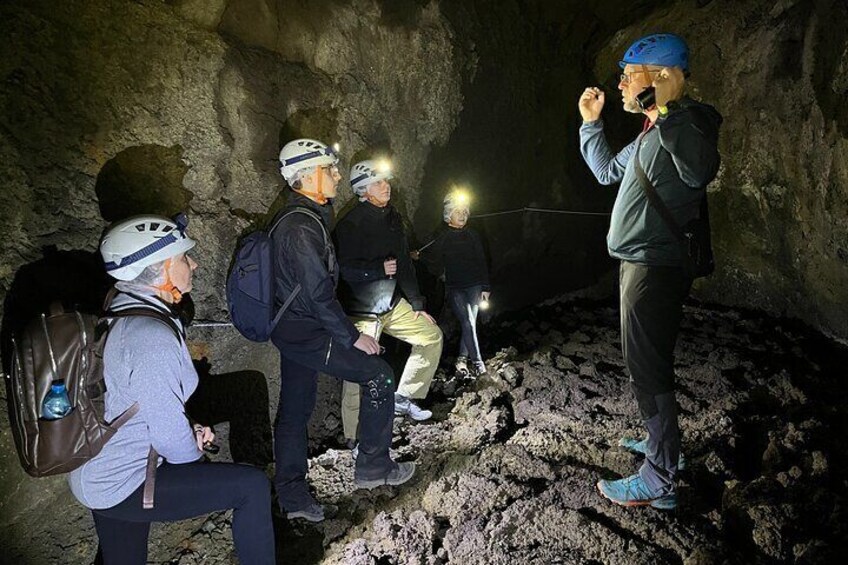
618,437,686,471
596,474,677,510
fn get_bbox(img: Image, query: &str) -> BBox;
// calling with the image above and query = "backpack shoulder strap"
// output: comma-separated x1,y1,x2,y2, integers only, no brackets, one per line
105,307,185,343
278,206,329,244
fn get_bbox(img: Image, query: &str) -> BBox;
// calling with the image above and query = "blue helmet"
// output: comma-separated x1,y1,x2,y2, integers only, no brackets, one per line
619,33,689,72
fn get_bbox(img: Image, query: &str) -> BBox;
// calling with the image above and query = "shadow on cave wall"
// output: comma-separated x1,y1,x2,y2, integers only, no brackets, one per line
95,144,193,222
2,143,195,373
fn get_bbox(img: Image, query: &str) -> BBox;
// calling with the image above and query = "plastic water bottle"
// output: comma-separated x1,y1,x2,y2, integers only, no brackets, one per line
42,380,72,420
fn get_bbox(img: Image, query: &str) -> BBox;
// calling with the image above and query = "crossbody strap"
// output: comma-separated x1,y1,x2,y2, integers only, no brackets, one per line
632,132,687,242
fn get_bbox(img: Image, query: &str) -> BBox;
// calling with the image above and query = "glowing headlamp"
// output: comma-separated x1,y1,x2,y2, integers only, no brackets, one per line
479,297,490,310
375,159,393,174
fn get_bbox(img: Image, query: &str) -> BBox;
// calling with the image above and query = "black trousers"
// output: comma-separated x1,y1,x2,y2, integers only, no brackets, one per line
447,285,483,362
619,261,692,494
273,335,396,511
92,461,274,565
186,368,273,466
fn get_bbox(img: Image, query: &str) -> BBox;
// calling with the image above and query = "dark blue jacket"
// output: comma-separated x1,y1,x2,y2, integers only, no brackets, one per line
580,97,722,266
271,193,359,350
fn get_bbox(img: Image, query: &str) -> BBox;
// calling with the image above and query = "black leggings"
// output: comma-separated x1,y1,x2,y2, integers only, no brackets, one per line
92,461,274,565
447,285,483,362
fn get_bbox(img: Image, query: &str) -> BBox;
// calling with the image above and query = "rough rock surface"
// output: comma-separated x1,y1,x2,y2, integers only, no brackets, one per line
38,293,840,565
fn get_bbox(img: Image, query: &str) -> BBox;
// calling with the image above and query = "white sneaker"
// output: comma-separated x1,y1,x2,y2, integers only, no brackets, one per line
346,439,359,460
394,394,432,421
455,356,470,377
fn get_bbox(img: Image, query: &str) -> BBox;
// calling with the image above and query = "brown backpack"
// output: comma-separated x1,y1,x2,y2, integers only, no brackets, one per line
6,295,180,479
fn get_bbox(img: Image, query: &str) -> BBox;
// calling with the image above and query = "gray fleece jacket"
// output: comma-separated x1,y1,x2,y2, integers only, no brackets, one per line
579,97,722,266
68,291,201,509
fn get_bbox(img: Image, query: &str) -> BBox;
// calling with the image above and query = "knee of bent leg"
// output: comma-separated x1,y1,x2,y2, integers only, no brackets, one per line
423,324,444,349
364,358,394,401
237,466,272,506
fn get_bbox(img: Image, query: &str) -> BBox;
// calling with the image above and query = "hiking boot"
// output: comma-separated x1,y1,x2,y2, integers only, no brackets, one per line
596,474,677,510
472,360,487,376
455,356,470,377
618,436,686,470
286,502,339,523
354,462,416,490
394,394,432,421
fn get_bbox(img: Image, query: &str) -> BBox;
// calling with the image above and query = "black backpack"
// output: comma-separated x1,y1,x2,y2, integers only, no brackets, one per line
226,207,331,341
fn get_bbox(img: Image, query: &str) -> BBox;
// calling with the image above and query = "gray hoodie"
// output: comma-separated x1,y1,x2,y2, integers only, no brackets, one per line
68,291,201,509
579,98,722,266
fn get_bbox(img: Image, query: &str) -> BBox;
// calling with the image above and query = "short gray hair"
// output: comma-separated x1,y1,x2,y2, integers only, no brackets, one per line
114,261,167,294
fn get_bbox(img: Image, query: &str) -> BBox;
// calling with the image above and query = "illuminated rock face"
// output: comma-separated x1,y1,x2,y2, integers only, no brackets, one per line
0,0,847,562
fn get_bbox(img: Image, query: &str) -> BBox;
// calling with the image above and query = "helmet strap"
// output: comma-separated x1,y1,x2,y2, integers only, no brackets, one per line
294,165,328,205
155,259,183,303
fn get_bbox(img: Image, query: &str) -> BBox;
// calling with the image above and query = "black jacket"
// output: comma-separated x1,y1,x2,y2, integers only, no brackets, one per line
420,225,490,291
334,201,425,316
270,193,359,350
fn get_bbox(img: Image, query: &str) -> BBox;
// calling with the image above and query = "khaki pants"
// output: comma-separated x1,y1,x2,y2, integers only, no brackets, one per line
342,298,443,440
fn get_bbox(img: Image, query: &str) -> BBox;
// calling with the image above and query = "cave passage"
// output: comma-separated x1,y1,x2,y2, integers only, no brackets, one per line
1,1,847,564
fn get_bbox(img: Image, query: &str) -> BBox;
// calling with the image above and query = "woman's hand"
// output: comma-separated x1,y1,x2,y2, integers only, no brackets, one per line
194,425,215,451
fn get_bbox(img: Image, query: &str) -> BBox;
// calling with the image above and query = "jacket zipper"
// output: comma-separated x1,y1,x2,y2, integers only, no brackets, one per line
325,337,333,365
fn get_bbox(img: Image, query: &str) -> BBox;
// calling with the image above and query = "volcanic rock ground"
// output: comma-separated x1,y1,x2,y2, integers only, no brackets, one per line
148,292,848,565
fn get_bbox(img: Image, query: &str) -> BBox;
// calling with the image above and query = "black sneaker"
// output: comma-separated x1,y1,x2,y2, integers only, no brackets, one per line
354,462,416,490
285,503,338,523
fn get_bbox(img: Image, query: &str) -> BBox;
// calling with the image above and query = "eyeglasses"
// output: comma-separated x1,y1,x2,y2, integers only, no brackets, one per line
619,68,660,84
320,164,339,175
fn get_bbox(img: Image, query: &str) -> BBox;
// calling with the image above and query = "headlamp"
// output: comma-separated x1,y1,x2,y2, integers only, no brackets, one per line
376,159,393,174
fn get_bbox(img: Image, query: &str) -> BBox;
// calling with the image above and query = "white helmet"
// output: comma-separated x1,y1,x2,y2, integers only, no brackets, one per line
100,213,196,281
279,138,339,184
443,192,471,222
350,159,394,197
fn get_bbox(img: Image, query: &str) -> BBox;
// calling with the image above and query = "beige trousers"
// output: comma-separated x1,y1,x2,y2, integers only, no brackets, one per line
341,298,443,440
